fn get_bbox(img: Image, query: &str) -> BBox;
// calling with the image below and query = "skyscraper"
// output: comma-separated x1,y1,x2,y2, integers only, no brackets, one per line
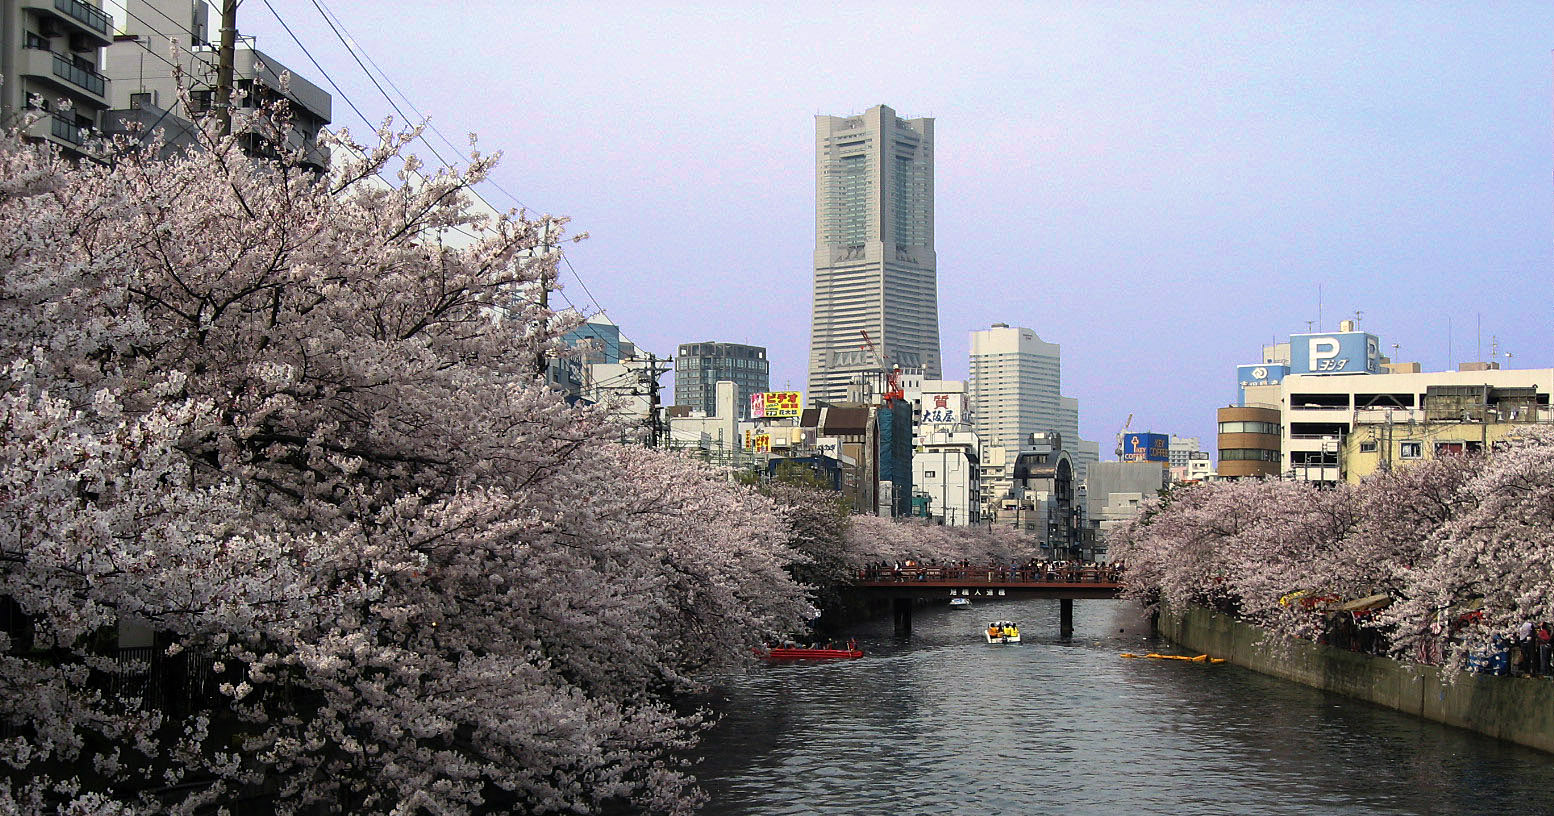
968,324,1064,451
808,104,941,404
970,324,1099,486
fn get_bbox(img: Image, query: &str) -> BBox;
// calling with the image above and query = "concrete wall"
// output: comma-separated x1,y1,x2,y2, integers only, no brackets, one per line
1160,605,1554,754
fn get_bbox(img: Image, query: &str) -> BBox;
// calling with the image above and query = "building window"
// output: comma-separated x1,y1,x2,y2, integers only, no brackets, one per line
1399,441,1422,459
1218,420,1278,435
1359,441,1378,453
924,471,935,478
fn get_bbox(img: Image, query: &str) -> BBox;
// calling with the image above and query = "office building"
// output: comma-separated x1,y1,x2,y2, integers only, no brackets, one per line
1167,435,1201,470
1222,321,1553,481
969,324,1063,451
0,0,114,158
675,342,769,419
563,314,628,364
808,104,941,404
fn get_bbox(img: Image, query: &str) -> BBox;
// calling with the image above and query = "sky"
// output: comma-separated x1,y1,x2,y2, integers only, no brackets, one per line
229,1,1554,456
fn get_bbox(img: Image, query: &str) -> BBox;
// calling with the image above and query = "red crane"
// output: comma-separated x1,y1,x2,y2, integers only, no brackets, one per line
858,329,904,401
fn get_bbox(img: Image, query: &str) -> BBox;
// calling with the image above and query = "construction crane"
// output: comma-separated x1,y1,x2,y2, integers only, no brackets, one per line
858,329,904,401
1114,413,1133,458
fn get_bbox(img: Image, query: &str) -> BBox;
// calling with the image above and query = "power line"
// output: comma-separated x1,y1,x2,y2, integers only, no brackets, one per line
305,0,610,321
102,0,218,76
259,0,585,318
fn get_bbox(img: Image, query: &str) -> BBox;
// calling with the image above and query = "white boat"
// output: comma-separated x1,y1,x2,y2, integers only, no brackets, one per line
949,597,972,609
984,620,1022,644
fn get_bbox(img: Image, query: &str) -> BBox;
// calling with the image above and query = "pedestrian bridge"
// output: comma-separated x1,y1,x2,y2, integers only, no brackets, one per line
848,566,1124,637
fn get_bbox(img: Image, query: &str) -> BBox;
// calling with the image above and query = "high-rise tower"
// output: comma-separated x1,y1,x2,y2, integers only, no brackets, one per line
969,324,1064,450
808,104,941,404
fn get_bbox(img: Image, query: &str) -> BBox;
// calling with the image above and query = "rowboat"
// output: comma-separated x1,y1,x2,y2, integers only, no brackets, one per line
762,647,863,659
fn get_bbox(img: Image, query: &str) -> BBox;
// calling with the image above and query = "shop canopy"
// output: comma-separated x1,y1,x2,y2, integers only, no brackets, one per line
1338,594,1392,613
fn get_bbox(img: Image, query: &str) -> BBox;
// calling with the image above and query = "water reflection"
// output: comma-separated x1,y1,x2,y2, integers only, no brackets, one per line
694,598,1554,815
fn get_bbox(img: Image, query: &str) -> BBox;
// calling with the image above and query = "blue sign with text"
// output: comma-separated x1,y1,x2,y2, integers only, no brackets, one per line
1121,432,1170,463
1289,332,1380,376
1237,363,1290,403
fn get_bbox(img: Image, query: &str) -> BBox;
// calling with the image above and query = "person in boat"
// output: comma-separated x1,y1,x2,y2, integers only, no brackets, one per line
846,638,858,652
987,624,1002,639
1006,624,1019,638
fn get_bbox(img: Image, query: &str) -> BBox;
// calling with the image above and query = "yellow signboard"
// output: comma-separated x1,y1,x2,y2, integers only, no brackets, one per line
760,391,801,418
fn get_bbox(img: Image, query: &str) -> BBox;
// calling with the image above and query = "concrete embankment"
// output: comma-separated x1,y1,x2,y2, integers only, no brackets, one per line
1159,604,1554,754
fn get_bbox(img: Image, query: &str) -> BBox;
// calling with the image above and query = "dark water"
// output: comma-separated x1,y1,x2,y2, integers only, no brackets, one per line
692,598,1554,815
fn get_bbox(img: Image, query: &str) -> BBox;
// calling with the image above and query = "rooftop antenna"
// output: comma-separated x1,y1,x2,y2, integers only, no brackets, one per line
1304,320,1315,332
1476,313,1482,362
1353,309,1364,329
1318,284,1323,331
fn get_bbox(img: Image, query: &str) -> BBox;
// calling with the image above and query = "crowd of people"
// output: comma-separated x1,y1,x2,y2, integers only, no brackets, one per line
857,559,1123,584
1459,620,1553,677
1318,605,1553,678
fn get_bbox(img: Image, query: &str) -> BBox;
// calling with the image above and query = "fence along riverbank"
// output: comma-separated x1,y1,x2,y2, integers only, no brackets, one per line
1159,604,1554,753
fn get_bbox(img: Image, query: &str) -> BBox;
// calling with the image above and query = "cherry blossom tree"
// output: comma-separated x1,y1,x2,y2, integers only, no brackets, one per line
1114,429,1554,675
1378,428,1554,673
0,111,813,815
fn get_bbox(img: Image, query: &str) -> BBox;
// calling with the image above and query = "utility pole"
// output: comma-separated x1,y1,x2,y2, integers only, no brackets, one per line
214,0,238,136
534,227,552,377
639,355,672,448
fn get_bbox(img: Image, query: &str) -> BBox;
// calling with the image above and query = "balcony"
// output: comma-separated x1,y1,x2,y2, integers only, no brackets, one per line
19,111,97,157
20,0,112,47
54,0,111,35
53,53,105,97
50,114,85,145
15,47,108,108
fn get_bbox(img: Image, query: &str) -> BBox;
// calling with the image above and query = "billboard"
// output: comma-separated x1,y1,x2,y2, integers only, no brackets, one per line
1120,432,1170,463
750,390,801,419
1289,332,1380,376
919,392,963,427
1237,363,1290,403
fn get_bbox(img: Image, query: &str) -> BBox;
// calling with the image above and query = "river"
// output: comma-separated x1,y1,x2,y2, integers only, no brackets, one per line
691,597,1554,815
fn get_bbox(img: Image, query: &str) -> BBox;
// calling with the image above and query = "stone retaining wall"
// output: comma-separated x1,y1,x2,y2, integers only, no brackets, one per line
1159,604,1554,754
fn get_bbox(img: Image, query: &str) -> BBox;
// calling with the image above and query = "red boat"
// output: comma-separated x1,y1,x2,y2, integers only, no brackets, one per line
761,646,864,659
757,642,863,660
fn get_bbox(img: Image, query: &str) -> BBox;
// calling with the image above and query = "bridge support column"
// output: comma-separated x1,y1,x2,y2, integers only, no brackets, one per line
892,598,913,636
1060,598,1073,639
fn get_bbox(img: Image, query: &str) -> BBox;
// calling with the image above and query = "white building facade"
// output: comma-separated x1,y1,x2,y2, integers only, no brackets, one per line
969,324,1062,450
906,379,979,526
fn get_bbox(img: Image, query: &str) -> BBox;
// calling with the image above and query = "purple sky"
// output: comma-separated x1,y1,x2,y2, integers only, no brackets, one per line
239,2,1554,455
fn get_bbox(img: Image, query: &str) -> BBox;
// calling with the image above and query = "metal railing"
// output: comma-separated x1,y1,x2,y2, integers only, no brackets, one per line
50,114,85,145
54,0,111,34
857,565,1122,584
52,52,105,96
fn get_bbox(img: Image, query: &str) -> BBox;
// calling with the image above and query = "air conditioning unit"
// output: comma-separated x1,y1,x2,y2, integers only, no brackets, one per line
130,91,158,110
69,32,93,53
39,19,63,38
